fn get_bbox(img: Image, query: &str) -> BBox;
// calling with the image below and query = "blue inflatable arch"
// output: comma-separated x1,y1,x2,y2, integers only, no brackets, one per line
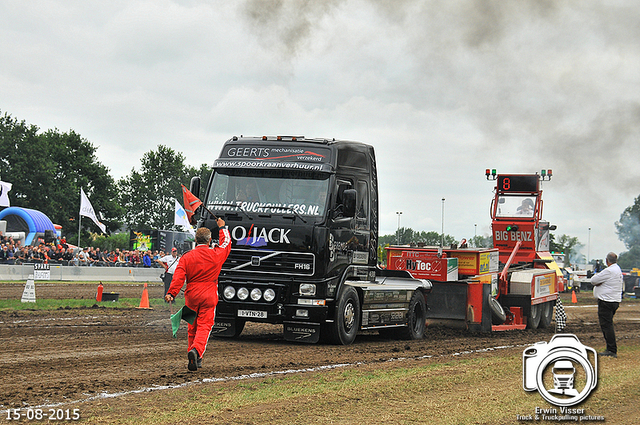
0,207,57,245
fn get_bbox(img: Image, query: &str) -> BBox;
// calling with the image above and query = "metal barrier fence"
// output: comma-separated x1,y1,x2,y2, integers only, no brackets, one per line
0,263,163,282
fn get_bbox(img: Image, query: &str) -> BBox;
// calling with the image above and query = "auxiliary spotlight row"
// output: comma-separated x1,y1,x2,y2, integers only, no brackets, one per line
223,285,276,302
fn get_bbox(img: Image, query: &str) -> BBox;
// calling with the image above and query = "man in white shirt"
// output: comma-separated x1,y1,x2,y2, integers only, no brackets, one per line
157,247,181,298
76,247,90,266
591,252,623,358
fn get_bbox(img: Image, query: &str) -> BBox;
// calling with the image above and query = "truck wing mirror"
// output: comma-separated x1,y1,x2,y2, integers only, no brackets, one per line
343,189,357,217
190,176,201,199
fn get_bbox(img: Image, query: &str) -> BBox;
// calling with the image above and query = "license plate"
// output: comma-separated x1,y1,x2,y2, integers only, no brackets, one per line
237,309,267,319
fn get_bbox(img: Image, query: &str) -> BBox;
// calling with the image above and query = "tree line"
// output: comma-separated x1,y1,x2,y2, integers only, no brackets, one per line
1,110,639,268
0,111,209,246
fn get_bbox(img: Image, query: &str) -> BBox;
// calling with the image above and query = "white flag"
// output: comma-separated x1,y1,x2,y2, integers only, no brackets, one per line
174,199,195,237
80,188,106,233
0,181,12,207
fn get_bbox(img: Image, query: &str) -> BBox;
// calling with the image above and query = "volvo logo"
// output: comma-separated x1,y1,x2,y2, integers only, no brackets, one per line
251,256,261,266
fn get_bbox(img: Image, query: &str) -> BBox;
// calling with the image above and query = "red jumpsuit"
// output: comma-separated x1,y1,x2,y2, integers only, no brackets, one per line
167,227,231,359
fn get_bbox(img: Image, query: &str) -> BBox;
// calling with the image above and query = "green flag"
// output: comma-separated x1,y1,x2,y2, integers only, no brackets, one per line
170,305,197,337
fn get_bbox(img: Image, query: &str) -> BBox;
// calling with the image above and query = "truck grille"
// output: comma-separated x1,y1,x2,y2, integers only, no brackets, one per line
223,248,315,276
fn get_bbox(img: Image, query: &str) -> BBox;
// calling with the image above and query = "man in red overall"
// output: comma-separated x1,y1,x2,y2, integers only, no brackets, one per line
164,218,231,371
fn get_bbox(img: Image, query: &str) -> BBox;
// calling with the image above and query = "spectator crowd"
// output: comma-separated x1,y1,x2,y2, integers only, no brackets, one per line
1,233,167,268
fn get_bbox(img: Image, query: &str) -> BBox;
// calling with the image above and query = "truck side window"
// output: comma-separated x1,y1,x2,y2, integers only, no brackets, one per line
335,180,353,215
356,180,369,229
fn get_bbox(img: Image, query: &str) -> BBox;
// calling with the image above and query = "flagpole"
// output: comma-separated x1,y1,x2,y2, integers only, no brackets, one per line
78,190,82,247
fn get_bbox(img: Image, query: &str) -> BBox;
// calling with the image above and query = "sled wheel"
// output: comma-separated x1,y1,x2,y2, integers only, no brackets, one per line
489,295,507,325
538,301,553,329
527,303,542,329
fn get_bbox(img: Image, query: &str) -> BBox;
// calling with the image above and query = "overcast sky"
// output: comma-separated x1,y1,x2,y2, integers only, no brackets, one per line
2,0,639,262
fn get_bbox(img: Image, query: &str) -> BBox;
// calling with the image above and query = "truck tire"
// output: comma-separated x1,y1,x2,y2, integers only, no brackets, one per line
398,291,427,340
527,303,541,329
539,301,553,329
326,285,361,345
489,295,507,325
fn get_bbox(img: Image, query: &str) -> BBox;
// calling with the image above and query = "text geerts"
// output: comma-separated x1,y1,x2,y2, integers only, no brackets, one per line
226,147,270,158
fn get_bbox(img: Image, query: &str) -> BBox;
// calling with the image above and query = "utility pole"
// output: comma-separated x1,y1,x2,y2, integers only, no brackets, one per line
441,198,445,247
588,227,591,264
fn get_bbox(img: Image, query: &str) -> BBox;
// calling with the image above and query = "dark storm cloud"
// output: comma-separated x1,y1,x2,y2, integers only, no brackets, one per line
2,0,636,257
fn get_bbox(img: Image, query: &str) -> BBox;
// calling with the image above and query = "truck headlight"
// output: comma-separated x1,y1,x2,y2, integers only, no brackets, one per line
237,287,249,300
299,283,316,296
264,288,276,302
223,286,236,300
250,288,262,301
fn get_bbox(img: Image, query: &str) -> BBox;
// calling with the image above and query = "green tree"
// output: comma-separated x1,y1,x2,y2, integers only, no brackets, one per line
616,195,640,249
117,145,212,230
549,233,583,266
469,235,493,248
616,195,640,269
377,243,388,266
378,227,456,247
377,228,459,267
0,111,122,243
618,246,640,269
89,232,130,252
189,163,213,199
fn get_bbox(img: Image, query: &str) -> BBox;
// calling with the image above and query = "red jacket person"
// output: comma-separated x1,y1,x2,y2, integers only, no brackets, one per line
165,219,231,371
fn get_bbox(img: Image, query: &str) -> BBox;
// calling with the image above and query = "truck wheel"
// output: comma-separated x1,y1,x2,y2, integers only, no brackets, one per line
327,285,360,345
398,291,427,340
538,301,553,329
489,295,507,325
527,303,541,329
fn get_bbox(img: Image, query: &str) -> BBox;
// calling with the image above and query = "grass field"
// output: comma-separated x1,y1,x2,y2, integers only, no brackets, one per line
79,341,640,424
2,283,639,424
0,297,178,310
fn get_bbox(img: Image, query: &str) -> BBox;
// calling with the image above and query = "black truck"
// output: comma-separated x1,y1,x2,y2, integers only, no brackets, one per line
190,136,431,344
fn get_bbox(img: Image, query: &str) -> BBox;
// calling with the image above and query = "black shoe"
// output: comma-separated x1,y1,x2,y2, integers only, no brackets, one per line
197,357,203,368
598,350,617,358
188,348,199,371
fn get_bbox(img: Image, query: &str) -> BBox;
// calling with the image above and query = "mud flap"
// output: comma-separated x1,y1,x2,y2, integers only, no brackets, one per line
425,282,467,320
210,318,241,337
284,322,321,343
469,283,493,332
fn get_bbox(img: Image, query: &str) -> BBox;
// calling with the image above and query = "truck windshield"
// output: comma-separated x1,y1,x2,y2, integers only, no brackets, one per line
495,195,536,218
207,169,330,217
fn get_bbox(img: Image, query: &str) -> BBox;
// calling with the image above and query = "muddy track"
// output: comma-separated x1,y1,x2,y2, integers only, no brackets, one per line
1,283,638,409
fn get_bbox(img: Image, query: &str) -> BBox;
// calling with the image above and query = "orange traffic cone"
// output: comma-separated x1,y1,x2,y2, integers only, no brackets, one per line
136,282,152,309
571,290,578,304
96,282,104,302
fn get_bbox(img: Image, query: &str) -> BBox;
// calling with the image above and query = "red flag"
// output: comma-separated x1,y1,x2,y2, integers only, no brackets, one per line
181,185,202,224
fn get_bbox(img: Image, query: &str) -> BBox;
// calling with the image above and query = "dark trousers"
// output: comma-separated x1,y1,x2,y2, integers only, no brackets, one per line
163,273,174,297
598,299,619,354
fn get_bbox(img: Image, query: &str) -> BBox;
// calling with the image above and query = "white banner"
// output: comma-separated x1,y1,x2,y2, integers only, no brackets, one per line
174,199,195,237
0,181,12,207
80,188,106,233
